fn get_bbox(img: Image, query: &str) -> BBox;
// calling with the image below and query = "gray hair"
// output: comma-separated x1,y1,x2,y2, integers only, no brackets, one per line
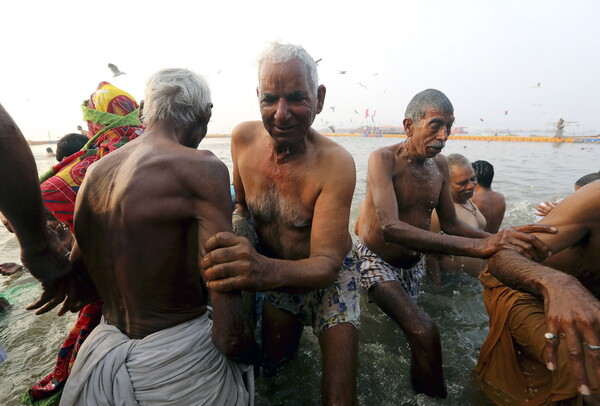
405,89,453,123
258,42,318,95
447,153,472,170
143,68,212,130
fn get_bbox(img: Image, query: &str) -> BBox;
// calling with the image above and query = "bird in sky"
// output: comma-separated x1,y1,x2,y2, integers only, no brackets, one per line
315,58,322,65
356,82,367,89
330,106,335,112
108,63,126,77
338,70,348,75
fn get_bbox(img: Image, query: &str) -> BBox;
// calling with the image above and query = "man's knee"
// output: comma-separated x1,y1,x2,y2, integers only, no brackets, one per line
406,319,441,350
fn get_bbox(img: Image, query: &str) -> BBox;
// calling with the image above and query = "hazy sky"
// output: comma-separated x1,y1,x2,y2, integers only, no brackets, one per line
1,0,598,139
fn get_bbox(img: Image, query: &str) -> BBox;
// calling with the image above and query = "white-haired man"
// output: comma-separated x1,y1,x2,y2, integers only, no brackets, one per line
202,43,360,405
55,69,258,405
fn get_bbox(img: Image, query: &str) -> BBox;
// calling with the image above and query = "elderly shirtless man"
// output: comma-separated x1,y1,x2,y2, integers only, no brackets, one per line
35,69,258,405
476,180,600,405
354,89,553,398
428,153,488,281
202,43,359,405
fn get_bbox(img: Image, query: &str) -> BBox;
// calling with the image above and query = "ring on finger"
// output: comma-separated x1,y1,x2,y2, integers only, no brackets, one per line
583,342,600,351
544,332,564,340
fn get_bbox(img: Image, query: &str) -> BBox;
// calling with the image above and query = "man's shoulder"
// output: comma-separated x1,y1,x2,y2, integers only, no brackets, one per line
232,121,264,143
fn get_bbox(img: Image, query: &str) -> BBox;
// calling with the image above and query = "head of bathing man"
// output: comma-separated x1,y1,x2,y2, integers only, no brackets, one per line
257,42,325,155
403,89,454,160
448,153,478,204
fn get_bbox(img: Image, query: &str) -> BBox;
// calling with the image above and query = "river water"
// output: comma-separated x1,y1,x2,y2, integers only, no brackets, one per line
0,137,597,405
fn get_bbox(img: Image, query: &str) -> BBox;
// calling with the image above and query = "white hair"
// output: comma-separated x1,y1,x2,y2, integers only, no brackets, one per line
258,42,318,95
143,68,211,130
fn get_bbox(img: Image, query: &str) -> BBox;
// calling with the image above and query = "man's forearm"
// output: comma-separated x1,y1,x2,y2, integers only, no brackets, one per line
210,292,259,364
442,217,490,239
382,222,483,257
260,254,342,293
488,249,574,298
0,104,50,259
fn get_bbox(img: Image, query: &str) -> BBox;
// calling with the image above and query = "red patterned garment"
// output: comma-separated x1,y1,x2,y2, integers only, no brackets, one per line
23,83,143,406
39,81,143,231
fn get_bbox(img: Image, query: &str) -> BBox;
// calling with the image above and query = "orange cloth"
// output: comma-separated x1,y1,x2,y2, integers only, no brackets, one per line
475,268,599,405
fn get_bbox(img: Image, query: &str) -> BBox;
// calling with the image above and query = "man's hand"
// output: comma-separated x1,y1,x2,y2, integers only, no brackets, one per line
478,224,557,261
534,201,558,217
0,262,24,276
26,264,99,316
542,274,600,398
201,232,269,293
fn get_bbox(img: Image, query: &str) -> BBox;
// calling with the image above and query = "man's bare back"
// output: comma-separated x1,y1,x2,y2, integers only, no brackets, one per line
75,134,230,338
471,187,505,233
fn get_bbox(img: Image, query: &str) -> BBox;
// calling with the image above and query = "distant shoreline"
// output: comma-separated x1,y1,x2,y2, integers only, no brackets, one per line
27,132,600,145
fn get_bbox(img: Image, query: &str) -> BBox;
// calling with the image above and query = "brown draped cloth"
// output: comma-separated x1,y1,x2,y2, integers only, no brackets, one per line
474,268,599,405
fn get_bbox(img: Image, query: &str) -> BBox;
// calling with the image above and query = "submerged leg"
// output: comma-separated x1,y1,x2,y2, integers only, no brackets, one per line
319,323,358,406
370,281,447,398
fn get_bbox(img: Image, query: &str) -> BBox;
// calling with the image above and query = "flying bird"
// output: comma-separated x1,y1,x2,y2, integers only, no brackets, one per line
108,63,126,77
356,82,367,89
315,58,322,65
330,106,335,112
338,70,348,75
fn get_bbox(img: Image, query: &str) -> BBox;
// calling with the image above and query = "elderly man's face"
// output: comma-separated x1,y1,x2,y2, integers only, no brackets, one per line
406,107,454,159
450,165,477,204
257,58,324,149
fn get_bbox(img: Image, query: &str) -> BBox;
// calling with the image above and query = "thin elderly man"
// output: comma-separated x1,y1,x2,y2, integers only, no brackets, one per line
428,154,486,281
202,43,359,405
475,180,600,405
39,69,258,405
353,89,554,398
471,160,505,233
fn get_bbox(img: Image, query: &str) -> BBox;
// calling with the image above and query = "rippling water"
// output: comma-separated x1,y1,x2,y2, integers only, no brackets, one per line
1,138,597,405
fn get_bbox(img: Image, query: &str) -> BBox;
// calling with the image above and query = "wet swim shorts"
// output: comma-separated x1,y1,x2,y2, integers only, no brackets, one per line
264,249,361,335
355,239,425,301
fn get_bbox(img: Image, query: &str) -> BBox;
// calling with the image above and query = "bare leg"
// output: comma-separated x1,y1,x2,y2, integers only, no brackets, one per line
370,281,447,398
319,323,358,406
261,301,304,376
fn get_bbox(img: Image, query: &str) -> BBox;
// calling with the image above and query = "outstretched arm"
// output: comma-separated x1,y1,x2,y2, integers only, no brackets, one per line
0,104,70,283
488,181,600,396
368,149,553,260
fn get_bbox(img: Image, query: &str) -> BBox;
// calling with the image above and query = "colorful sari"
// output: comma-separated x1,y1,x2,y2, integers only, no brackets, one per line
22,82,143,406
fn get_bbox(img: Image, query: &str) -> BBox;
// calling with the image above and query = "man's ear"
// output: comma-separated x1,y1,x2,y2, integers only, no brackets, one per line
403,118,413,137
316,85,326,114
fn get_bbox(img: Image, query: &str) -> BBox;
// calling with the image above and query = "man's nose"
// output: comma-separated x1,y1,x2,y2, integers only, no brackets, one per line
274,98,291,121
437,126,450,141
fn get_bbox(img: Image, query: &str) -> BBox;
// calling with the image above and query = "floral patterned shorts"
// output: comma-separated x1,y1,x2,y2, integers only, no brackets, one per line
264,249,361,335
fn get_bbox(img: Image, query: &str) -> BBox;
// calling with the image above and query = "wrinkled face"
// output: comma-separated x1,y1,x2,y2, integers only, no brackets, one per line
406,108,454,159
450,165,478,203
257,58,324,149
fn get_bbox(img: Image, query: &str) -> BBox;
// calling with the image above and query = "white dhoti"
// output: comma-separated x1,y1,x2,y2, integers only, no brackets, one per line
60,311,253,406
